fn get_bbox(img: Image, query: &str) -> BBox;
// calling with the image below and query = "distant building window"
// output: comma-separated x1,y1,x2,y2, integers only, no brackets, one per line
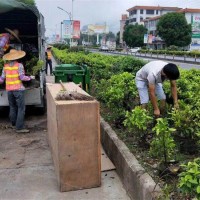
146,10,154,15
140,9,143,14
130,10,137,15
140,17,143,22
156,10,159,14
130,18,137,23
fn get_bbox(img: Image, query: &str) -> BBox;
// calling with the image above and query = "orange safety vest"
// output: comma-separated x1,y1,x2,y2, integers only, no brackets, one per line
46,51,52,60
4,62,22,91
0,33,10,51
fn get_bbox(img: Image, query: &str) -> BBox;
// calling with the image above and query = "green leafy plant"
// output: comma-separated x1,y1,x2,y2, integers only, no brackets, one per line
98,72,138,126
171,101,200,140
150,118,176,164
124,106,153,140
32,60,44,75
178,158,200,199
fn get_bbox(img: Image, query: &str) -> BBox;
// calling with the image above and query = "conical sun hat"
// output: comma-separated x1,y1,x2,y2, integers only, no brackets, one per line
47,45,53,49
5,28,22,43
3,49,26,61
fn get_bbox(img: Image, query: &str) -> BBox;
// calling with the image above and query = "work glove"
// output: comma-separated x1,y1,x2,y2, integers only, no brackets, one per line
30,75,35,79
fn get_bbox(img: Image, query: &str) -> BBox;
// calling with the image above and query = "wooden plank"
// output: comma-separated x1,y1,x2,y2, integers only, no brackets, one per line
101,146,116,172
46,82,101,192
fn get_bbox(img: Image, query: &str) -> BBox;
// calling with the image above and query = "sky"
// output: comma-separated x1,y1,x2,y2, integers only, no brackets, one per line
35,0,200,37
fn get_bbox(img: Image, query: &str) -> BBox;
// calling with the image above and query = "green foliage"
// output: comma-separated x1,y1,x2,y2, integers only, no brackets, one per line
52,47,146,83
178,158,200,199
25,56,38,74
140,49,200,57
170,101,200,139
150,118,176,163
52,44,200,198
124,106,153,138
123,24,147,47
167,45,179,51
68,46,85,52
0,59,4,74
176,69,200,103
24,57,44,75
116,31,120,45
98,72,137,125
113,56,147,74
16,0,35,6
157,12,192,47
53,43,70,50
32,60,44,76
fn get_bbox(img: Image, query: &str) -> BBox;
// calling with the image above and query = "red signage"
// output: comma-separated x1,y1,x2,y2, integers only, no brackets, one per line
73,20,80,39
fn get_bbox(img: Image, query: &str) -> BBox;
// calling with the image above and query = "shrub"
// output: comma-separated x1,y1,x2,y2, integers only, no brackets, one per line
178,158,200,199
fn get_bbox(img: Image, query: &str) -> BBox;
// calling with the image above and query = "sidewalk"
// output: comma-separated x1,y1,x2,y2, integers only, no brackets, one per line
0,114,130,200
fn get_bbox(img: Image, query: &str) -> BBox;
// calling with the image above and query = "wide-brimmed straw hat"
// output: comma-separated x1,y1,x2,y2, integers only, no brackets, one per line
47,45,53,49
3,49,26,61
5,28,22,43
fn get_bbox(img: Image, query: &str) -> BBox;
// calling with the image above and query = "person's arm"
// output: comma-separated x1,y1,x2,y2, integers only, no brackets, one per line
149,83,160,116
170,80,178,108
0,34,9,48
0,68,5,84
18,63,31,81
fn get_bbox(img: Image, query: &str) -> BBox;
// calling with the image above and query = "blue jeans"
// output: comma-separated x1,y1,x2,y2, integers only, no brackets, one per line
7,90,25,130
46,59,52,75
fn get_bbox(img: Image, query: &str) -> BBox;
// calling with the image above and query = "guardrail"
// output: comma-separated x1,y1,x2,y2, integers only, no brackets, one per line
88,48,200,65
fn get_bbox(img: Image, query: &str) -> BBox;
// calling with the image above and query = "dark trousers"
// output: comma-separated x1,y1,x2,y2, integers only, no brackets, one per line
46,59,52,75
7,90,25,130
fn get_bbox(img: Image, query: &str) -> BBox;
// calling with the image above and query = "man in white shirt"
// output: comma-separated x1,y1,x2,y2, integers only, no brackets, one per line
135,60,180,117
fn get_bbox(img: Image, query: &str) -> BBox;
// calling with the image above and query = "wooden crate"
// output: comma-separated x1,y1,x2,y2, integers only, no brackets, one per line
46,82,101,192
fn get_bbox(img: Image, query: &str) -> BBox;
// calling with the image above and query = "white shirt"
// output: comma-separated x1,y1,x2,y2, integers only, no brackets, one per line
136,60,168,84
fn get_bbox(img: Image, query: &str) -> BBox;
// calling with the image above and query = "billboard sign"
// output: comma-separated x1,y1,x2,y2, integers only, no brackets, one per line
63,20,72,39
191,15,200,38
88,24,109,34
72,20,80,39
144,34,148,44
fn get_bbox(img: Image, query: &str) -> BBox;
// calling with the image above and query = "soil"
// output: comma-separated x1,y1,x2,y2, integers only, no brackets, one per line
100,104,199,200
0,107,51,170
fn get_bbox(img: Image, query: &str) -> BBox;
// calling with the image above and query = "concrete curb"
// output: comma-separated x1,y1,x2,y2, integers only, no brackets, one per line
100,117,162,200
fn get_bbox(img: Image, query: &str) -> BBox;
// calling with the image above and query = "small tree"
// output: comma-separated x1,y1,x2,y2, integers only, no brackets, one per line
123,23,147,47
116,31,120,46
157,12,192,47
16,0,35,6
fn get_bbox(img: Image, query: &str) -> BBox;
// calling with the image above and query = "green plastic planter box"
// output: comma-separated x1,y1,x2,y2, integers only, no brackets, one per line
53,64,90,93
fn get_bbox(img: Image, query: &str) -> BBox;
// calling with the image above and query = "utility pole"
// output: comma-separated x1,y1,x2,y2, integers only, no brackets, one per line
71,0,74,46
57,6,72,47
60,21,63,42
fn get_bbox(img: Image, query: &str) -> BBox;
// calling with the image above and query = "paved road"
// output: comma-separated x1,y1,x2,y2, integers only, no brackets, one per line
139,57,200,70
0,111,131,200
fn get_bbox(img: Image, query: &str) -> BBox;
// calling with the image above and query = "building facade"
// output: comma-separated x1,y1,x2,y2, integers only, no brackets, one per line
179,9,200,50
119,14,128,45
120,6,181,47
127,6,181,25
143,8,200,50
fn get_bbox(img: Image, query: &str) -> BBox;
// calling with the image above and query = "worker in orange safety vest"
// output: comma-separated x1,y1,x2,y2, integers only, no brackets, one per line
0,49,32,133
45,45,53,75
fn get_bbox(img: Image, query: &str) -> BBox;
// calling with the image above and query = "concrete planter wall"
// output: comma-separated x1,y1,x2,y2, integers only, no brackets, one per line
100,117,162,200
